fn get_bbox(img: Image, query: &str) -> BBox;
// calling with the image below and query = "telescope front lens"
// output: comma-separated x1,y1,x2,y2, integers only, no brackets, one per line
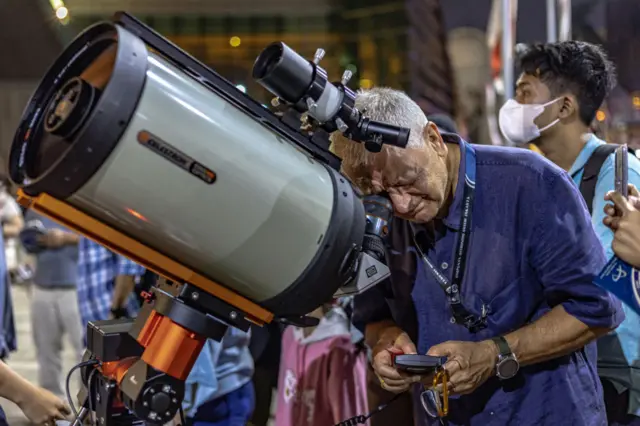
44,77,99,139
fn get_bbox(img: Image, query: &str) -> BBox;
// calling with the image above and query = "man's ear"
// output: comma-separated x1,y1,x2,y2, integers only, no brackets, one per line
558,95,578,121
425,122,446,157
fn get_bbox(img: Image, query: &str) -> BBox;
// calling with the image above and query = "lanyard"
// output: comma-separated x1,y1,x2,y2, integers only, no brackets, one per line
412,143,487,332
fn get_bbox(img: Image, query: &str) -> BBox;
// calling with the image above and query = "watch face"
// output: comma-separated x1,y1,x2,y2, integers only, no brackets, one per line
497,357,519,379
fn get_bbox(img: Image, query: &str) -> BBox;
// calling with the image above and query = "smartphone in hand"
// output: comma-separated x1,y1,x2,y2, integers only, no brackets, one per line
393,354,447,375
615,144,629,198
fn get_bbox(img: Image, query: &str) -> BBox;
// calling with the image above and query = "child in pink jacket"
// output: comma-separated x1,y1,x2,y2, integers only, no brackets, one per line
274,304,369,426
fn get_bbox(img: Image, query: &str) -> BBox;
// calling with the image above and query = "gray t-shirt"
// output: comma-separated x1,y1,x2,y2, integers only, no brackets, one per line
24,210,78,288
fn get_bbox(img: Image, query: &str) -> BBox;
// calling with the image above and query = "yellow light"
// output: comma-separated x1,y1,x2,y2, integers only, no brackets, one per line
229,36,241,48
49,0,64,9
359,79,373,89
55,6,68,20
596,110,606,122
633,96,640,109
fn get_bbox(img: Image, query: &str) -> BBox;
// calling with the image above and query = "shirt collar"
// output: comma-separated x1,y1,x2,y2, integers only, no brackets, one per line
441,133,466,231
568,134,605,177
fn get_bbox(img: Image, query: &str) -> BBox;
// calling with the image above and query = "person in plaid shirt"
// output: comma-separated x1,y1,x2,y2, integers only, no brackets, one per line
76,237,145,331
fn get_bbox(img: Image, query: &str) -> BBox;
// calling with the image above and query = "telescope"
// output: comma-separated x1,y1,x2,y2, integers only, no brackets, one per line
8,12,409,426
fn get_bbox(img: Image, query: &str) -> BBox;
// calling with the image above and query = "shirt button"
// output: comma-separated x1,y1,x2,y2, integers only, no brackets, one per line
490,412,494,416
450,317,456,324
441,262,449,270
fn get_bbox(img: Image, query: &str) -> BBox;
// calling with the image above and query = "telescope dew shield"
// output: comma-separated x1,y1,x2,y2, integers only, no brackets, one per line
9,21,365,317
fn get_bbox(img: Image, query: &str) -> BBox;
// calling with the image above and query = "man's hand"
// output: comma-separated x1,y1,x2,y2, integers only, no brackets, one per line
17,385,71,425
427,340,497,395
603,184,640,267
37,229,67,249
371,330,423,393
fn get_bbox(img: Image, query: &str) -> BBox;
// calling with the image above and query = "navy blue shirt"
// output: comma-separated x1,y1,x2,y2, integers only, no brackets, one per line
24,210,78,288
354,136,624,426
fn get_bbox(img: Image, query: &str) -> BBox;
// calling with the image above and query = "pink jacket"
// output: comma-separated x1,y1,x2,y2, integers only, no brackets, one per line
275,308,369,426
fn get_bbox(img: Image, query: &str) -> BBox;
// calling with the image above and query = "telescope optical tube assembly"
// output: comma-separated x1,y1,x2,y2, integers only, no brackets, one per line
9,21,365,317
9,13,400,425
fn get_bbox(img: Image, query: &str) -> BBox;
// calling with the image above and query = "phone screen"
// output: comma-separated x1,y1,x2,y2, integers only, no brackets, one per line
615,144,629,198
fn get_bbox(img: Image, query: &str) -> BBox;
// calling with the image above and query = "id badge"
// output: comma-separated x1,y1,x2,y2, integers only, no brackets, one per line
594,256,640,315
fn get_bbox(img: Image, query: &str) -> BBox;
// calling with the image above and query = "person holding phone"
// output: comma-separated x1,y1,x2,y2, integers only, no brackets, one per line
604,184,640,269
499,41,640,425
333,87,623,426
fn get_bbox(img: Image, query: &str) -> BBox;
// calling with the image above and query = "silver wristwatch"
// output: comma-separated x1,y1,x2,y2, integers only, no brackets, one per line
492,336,519,380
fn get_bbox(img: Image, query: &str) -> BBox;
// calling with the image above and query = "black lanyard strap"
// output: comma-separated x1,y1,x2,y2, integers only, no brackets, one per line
412,143,487,333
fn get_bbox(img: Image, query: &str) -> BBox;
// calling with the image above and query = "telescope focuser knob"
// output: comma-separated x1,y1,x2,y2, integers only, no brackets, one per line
306,98,317,113
341,70,353,86
313,48,325,65
335,118,349,133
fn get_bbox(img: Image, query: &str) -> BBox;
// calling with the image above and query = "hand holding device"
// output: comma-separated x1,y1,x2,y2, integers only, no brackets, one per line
615,145,629,198
371,330,422,393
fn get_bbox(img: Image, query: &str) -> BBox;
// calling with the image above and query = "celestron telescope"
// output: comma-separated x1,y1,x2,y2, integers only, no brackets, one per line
8,12,409,426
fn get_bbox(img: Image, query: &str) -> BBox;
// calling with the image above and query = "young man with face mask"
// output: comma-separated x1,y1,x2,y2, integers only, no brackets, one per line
499,41,640,425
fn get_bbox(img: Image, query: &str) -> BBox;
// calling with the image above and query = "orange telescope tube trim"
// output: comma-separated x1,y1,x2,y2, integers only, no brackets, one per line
17,190,273,325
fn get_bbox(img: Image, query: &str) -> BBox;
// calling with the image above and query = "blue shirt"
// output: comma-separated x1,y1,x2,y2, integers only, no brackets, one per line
76,238,146,328
182,328,253,418
24,210,78,288
355,135,624,426
569,135,640,415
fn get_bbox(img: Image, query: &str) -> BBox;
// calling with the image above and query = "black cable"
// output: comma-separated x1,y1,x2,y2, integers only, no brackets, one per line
334,392,403,426
87,368,99,426
66,359,99,419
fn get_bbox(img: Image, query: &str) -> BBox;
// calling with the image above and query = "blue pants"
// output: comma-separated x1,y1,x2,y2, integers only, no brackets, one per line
189,381,255,426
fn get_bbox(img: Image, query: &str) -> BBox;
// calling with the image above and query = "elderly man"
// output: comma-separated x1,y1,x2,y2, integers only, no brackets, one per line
332,87,624,425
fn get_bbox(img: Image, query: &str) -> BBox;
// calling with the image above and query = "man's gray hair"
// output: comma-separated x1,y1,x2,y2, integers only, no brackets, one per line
330,88,428,190
353,87,428,149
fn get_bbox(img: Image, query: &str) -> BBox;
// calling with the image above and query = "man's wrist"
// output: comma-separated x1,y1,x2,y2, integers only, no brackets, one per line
11,376,36,407
62,233,78,245
482,339,500,372
378,324,405,346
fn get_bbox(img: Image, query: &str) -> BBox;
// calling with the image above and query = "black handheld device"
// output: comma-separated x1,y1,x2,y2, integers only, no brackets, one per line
393,354,447,374
615,144,629,198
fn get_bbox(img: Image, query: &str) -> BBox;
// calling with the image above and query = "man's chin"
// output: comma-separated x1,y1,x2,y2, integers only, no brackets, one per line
397,211,436,224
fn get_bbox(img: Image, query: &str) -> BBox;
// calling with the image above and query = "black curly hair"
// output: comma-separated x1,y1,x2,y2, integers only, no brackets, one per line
516,41,617,126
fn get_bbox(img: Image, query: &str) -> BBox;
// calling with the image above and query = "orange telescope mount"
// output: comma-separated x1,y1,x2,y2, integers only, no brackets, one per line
18,188,275,426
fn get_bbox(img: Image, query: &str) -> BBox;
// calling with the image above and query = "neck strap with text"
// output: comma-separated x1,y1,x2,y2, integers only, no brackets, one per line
413,142,487,332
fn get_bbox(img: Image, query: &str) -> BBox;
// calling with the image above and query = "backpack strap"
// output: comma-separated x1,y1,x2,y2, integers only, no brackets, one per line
578,144,618,215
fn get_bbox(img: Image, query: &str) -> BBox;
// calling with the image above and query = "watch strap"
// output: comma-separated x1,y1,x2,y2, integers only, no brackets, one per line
491,336,512,357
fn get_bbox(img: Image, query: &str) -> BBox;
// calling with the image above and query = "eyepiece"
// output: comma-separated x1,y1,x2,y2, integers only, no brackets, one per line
359,118,411,152
253,42,314,104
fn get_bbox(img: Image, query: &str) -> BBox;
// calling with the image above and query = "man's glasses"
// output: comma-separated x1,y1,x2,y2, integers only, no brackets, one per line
420,369,449,419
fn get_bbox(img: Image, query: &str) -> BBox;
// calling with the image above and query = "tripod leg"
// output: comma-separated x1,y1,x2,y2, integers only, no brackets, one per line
70,406,89,426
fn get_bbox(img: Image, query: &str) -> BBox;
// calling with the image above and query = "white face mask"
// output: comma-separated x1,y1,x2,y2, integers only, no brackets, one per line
498,98,562,145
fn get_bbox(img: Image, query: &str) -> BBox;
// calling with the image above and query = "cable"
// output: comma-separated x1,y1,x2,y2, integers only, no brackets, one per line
87,368,99,426
66,359,99,419
334,392,403,426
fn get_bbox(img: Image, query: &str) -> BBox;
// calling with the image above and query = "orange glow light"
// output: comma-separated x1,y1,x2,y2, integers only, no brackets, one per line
126,208,148,222
596,110,606,122
633,96,640,109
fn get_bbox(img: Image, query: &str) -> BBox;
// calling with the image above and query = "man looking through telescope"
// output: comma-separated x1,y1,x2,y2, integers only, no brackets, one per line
332,87,624,425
